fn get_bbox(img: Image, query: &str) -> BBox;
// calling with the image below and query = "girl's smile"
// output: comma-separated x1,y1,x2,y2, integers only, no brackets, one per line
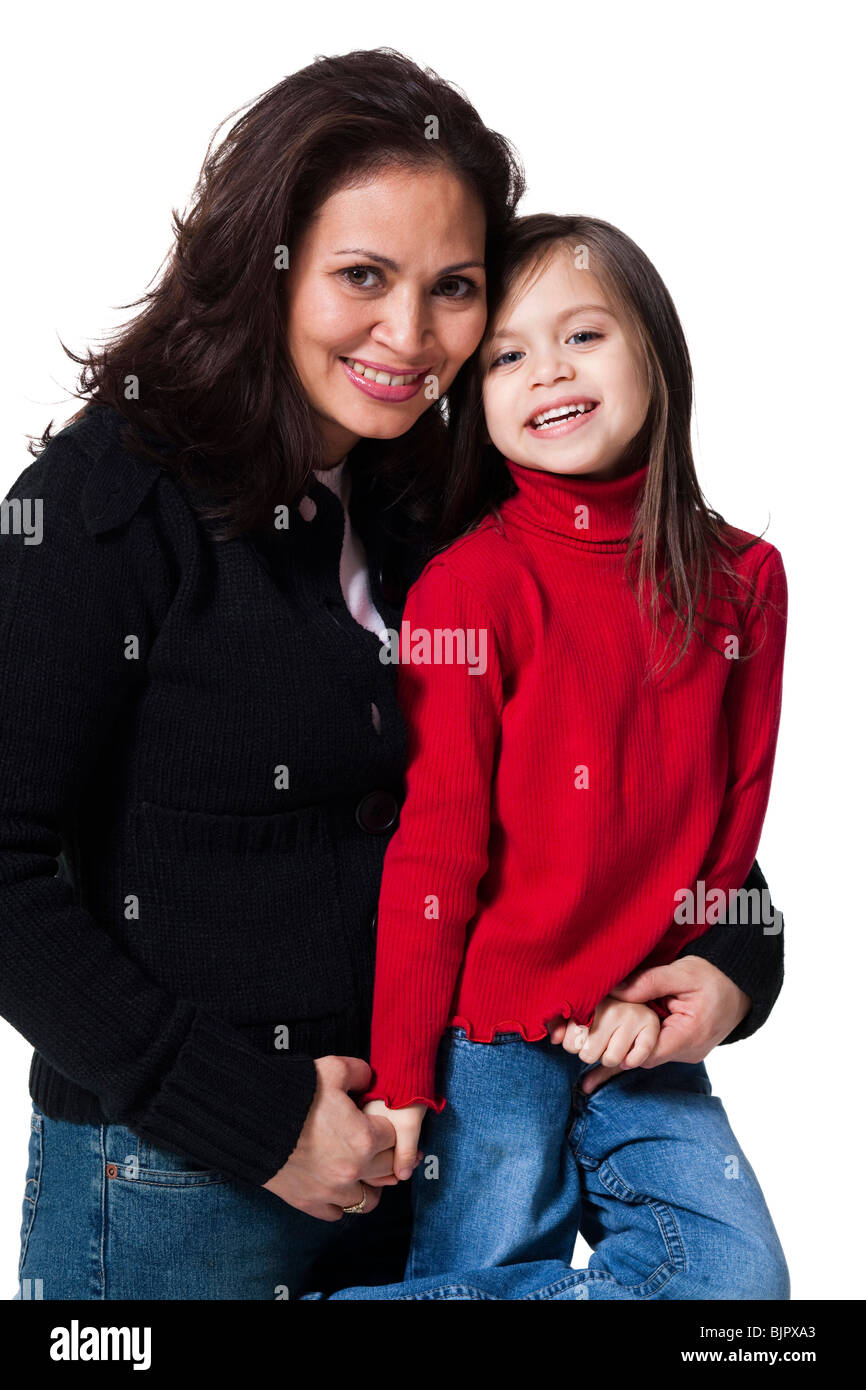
482,244,649,480
525,395,600,437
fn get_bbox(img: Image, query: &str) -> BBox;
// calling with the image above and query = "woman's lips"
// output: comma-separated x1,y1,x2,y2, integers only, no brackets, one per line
339,356,430,404
525,402,600,438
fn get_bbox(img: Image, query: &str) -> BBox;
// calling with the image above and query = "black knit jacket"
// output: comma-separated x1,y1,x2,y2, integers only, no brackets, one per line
0,404,784,1187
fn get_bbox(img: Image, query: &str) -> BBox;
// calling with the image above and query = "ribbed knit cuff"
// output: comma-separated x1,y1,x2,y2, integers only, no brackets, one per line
361,1089,444,1112
361,1054,446,1112
130,1013,319,1187
360,1075,446,1113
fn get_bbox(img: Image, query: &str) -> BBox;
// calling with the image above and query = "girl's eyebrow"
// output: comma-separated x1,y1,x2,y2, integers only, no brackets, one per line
332,248,486,276
488,302,614,342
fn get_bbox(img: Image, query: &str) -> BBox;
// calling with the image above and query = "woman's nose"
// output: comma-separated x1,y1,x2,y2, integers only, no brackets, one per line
371,290,434,360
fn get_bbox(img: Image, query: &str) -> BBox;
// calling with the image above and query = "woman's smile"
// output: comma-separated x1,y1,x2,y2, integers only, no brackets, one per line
339,355,435,402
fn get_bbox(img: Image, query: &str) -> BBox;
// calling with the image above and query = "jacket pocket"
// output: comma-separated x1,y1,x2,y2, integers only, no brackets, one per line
128,800,356,1021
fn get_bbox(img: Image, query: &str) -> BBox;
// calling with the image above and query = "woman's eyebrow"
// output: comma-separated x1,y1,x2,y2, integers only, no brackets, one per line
332,248,485,275
487,303,614,342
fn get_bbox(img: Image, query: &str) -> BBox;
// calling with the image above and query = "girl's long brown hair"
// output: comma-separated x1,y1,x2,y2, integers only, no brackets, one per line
438,213,774,675
31,48,524,549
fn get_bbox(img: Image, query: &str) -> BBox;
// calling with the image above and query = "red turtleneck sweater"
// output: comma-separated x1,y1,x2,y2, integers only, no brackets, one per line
361,459,787,1111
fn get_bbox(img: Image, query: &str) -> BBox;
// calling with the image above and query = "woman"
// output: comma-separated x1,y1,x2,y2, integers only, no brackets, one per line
2,48,784,1301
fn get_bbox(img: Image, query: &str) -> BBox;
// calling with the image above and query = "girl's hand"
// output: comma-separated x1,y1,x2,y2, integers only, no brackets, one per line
607,957,750,1062
549,995,659,1070
362,1099,427,1182
567,956,751,1097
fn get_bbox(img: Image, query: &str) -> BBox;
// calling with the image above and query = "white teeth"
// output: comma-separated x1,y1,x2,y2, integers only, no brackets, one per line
530,402,596,429
344,358,419,387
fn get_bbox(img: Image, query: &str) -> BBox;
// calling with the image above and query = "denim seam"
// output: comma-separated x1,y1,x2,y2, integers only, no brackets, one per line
17,1110,43,1281
524,1270,612,1299
110,1172,230,1188
449,1028,528,1046
95,1126,108,1299
596,1159,686,1264
592,1159,685,1295
567,1107,589,1155
395,1284,497,1300
567,1107,685,1299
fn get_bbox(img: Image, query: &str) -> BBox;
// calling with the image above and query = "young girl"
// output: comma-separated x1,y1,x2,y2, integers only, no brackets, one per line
357,214,789,1298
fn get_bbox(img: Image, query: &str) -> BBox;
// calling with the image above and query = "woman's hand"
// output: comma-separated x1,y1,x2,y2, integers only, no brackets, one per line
363,1099,427,1181
548,956,752,1097
262,1056,406,1220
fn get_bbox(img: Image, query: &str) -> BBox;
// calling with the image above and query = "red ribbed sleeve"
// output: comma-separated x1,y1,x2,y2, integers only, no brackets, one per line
644,544,788,965
361,563,503,1110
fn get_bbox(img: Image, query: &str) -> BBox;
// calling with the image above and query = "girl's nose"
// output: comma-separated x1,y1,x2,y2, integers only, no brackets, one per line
529,353,575,388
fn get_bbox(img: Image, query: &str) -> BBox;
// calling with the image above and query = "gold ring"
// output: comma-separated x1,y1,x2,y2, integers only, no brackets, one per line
342,1184,369,1215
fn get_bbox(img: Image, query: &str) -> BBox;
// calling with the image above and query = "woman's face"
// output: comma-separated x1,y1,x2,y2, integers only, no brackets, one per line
286,164,488,464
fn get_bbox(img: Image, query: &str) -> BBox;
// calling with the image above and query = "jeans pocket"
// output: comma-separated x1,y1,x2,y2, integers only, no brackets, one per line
105,1125,230,1187
18,1108,44,1280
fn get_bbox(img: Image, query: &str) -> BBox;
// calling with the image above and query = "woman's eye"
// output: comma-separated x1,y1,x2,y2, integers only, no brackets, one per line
337,268,480,298
338,266,383,290
489,350,524,369
435,275,480,300
567,330,602,345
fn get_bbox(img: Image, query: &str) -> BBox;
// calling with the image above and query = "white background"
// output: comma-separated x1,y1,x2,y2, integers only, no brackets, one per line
1,0,862,1301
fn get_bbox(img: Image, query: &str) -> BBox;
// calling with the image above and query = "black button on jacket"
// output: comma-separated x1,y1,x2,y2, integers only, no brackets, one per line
0,404,783,1188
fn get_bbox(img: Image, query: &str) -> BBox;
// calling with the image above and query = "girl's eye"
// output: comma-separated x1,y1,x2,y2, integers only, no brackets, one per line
487,330,601,369
338,266,383,290
489,350,524,369
435,275,480,300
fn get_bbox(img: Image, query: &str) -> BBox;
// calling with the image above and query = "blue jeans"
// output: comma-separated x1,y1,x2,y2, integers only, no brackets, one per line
301,1027,790,1300
13,1104,412,1299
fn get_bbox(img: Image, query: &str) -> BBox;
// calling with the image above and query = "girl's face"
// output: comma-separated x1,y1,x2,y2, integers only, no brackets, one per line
481,243,650,480
286,164,488,465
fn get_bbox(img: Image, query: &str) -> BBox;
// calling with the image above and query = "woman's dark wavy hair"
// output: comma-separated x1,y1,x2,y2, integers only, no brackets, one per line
30,48,525,545
438,213,775,676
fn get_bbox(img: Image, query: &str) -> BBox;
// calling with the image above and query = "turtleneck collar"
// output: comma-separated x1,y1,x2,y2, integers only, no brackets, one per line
503,457,649,549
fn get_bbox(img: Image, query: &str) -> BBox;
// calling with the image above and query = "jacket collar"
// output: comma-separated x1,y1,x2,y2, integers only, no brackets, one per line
78,405,166,535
